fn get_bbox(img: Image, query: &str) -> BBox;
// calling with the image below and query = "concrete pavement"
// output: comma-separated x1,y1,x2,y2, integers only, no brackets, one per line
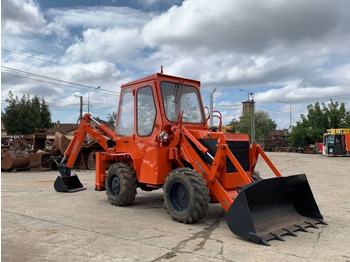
2,152,350,261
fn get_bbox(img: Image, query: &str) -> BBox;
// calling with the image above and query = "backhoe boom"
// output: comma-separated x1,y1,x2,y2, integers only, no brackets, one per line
55,114,116,192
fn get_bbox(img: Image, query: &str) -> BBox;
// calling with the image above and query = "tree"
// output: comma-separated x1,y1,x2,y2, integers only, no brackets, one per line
290,99,350,147
1,91,53,135
229,111,277,140
107,111,117,126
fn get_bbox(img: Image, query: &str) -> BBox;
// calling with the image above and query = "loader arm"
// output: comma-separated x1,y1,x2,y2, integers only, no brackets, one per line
174,124,253,210
172,124,326,245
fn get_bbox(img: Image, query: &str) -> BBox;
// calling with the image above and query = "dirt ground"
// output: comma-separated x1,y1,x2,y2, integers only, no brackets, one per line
2,152,350,262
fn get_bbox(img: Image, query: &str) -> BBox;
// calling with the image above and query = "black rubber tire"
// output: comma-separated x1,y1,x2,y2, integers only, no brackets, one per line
252,170,262,181
163,168,210,224
106,163,137,206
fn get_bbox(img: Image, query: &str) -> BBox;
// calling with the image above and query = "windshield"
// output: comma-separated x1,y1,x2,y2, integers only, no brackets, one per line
327,135,335,145
161,81,203,123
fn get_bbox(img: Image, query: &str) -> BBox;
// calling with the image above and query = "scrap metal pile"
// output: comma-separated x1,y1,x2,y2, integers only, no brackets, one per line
1,128,103,172
258,130,316,154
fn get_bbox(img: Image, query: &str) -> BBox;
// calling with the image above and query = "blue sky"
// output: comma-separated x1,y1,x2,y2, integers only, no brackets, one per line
2,0,350,130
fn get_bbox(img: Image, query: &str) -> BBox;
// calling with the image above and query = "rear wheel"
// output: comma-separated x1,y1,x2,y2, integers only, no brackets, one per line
106,163,137,206
163,168,210,224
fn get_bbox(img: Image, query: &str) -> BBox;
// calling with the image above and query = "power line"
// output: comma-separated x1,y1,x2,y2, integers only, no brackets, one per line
2,71,92,91
256,105,284,113
256,104,298,117
50,108,80,112
89,111,110,116
257,93,350,103
213,104,242,108
1,66,120,95
89,102,117,108
2,65,96,89
255,109,292,122
51,108,110,116
2,48,119,78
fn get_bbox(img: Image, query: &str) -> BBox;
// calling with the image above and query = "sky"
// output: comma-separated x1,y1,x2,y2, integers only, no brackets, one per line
2,0,350,130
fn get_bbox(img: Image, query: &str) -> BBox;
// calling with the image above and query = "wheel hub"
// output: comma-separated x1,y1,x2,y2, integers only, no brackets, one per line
169,181,190,212
111,176,120,196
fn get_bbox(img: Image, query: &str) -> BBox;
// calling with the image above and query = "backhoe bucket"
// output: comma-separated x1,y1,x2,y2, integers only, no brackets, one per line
227,174,326,246
54,175,86,193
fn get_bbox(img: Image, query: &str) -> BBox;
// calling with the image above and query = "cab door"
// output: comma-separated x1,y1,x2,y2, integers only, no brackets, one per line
115,84,160,153
116,87,135,151
136,85,171,185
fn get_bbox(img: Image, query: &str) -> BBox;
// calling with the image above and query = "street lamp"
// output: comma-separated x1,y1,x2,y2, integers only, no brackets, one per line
210,88,216,127
88,86,100,114
278,101,292,131
74,95,83,119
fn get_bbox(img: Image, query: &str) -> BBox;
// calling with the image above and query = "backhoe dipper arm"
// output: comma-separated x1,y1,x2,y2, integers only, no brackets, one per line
58,113,116,177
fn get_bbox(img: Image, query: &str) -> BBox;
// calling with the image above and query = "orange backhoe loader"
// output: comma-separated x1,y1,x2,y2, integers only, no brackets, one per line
54,72,327,245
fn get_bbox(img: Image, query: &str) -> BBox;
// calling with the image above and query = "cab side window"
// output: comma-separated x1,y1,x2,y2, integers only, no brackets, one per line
117,88,134,136
137,86,156,136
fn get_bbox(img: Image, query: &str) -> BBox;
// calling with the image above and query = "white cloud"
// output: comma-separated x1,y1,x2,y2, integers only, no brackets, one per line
332,63,350,86
64,27,144,63
143,0,341,54
139,0,350,92
1,58,125,112
46,6,151,29
2,0,350,125
255,82,350,103
2,0,46,34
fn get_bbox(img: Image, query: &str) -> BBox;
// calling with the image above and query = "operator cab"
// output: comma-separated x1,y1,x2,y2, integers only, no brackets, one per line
115,73,207,142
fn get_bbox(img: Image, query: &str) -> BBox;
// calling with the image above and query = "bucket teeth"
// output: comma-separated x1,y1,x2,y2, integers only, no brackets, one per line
269,233,285,241
226,174,327,246
260,239,270,246
294,224,309,232
282,228,297,237
259,220,328,245
249,233,270,246
305,221,319,229
317,219,328,225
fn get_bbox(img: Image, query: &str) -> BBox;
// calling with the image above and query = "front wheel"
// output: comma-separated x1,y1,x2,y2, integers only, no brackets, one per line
163,168,210,224
106,163,137,206
252,170,262,181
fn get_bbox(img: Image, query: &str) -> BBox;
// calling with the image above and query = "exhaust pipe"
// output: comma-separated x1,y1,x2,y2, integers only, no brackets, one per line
226,174,327,245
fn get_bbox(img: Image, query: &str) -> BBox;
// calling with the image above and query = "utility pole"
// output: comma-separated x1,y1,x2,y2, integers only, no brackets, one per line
289,103,292,132
74,95,83,119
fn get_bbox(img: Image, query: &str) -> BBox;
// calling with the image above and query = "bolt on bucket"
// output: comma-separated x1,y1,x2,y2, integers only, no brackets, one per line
227,174,327,246
54,175,86,193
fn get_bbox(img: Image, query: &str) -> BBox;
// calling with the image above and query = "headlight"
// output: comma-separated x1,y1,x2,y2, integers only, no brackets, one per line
159,131,169,142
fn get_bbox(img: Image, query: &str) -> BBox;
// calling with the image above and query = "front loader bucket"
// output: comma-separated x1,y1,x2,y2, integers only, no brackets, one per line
227,174,327,246
54,175,86,193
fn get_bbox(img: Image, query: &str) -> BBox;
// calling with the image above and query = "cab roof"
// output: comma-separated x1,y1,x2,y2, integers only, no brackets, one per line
121,73,201,88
